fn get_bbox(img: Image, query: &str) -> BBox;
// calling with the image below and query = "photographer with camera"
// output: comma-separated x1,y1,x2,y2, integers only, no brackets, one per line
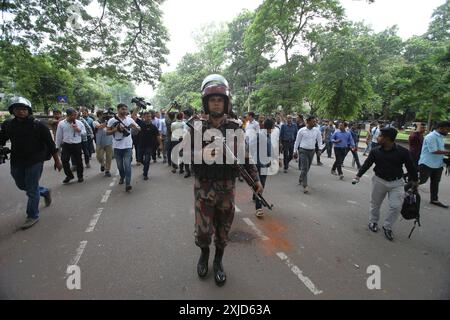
107,103,140,192
131,109,162,180
0,97,62,230
93,110,113,177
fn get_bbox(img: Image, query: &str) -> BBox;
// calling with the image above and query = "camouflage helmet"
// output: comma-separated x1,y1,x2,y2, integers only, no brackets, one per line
201,74,232,115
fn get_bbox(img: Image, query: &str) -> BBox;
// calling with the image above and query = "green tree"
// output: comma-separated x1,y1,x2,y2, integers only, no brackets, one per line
246,0,344,65
1,0,169,85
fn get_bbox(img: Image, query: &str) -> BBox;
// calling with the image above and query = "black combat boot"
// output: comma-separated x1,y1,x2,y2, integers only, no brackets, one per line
213,247,226,286
197,247,210,278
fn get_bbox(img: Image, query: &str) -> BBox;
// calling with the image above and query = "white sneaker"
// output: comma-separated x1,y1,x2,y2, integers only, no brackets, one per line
303,186,310,194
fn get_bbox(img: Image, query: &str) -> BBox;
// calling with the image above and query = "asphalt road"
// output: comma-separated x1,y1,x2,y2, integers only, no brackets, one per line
0,151,449,300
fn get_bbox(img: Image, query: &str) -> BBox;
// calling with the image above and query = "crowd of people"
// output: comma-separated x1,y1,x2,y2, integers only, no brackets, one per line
1,74,449,286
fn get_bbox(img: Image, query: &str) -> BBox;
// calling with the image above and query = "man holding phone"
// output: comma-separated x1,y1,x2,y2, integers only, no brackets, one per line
55,108,86,184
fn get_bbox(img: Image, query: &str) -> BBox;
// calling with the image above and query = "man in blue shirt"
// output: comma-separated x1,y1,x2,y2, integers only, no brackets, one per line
331,122,355,180
418,121,450,208
279,115,298,173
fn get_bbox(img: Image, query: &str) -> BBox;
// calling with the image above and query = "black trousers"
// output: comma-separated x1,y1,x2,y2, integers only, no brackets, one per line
315,142,321,164
419,164,443,202
62,143,83,179
332,147,347,175
282,141,294,170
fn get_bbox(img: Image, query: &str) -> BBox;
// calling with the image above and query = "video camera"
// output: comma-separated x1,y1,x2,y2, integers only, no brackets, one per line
101,108,115,122
0,146,11,164
171,100,181,110
131,97,151,110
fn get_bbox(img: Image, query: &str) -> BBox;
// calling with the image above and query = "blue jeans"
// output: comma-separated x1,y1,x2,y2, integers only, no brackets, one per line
114,148,132,186
141,146,153,177
11,162,49,219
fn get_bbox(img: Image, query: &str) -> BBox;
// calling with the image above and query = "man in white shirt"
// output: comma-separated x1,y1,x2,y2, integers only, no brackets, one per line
371,122,382,149
158,110,168,163
245,112,260,143
293,116,323,194
107,104,140,192
55,108,87,184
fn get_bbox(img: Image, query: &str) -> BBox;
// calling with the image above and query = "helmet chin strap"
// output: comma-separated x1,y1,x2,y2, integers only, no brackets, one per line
210,111,225,118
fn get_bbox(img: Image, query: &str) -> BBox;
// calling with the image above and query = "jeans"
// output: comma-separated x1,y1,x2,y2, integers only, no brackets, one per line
332,147,347,175
282,141,294,170
114,148,133,186
11,162,49,219
141,146,153,177
419,164,443,202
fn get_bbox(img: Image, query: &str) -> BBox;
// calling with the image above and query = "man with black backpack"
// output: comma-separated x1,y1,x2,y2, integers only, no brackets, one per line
0,97,62,230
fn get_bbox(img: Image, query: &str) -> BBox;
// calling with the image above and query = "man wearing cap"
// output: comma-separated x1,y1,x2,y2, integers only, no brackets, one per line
0,97,62,230
354,127,418,241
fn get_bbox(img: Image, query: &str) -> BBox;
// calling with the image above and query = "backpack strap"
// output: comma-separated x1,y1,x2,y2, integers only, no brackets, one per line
408,217,421,239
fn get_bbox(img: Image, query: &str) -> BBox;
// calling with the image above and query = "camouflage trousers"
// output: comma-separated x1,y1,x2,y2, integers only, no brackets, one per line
194,177,236,250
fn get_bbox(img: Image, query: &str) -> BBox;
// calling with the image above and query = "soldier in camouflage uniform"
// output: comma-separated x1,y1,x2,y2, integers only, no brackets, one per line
189,74,263,286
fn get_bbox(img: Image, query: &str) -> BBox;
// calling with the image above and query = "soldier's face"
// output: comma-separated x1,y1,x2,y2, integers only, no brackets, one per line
208,95,225,115
13,106,29,119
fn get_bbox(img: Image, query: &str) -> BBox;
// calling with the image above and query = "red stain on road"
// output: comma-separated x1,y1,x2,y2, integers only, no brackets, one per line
258,215,293,255
234,184,293,255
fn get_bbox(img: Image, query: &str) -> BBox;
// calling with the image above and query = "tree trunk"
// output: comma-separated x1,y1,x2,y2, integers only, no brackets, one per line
427,97,436,132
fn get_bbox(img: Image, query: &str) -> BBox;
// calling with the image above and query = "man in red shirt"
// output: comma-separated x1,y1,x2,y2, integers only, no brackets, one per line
408,122,426,167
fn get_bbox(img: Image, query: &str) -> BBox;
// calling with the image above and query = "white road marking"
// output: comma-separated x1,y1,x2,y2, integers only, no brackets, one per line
347,200,358,205
243,218,269,241
276,252,323,296
85,208,104,233
100,190,112,203
109,182,115,187
343,168,358,174
68,240,88,269
235,205,242,213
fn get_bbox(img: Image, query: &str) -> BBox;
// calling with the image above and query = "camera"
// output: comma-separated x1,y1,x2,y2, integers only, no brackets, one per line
0,146,11,164
171,100,181,110
102,109,114,122
131,97,151,110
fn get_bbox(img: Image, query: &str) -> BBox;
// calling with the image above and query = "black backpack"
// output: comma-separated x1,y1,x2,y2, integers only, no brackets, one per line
401,185,421,239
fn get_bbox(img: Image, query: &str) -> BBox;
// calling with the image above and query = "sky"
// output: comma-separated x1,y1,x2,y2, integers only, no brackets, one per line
135,0,446,98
